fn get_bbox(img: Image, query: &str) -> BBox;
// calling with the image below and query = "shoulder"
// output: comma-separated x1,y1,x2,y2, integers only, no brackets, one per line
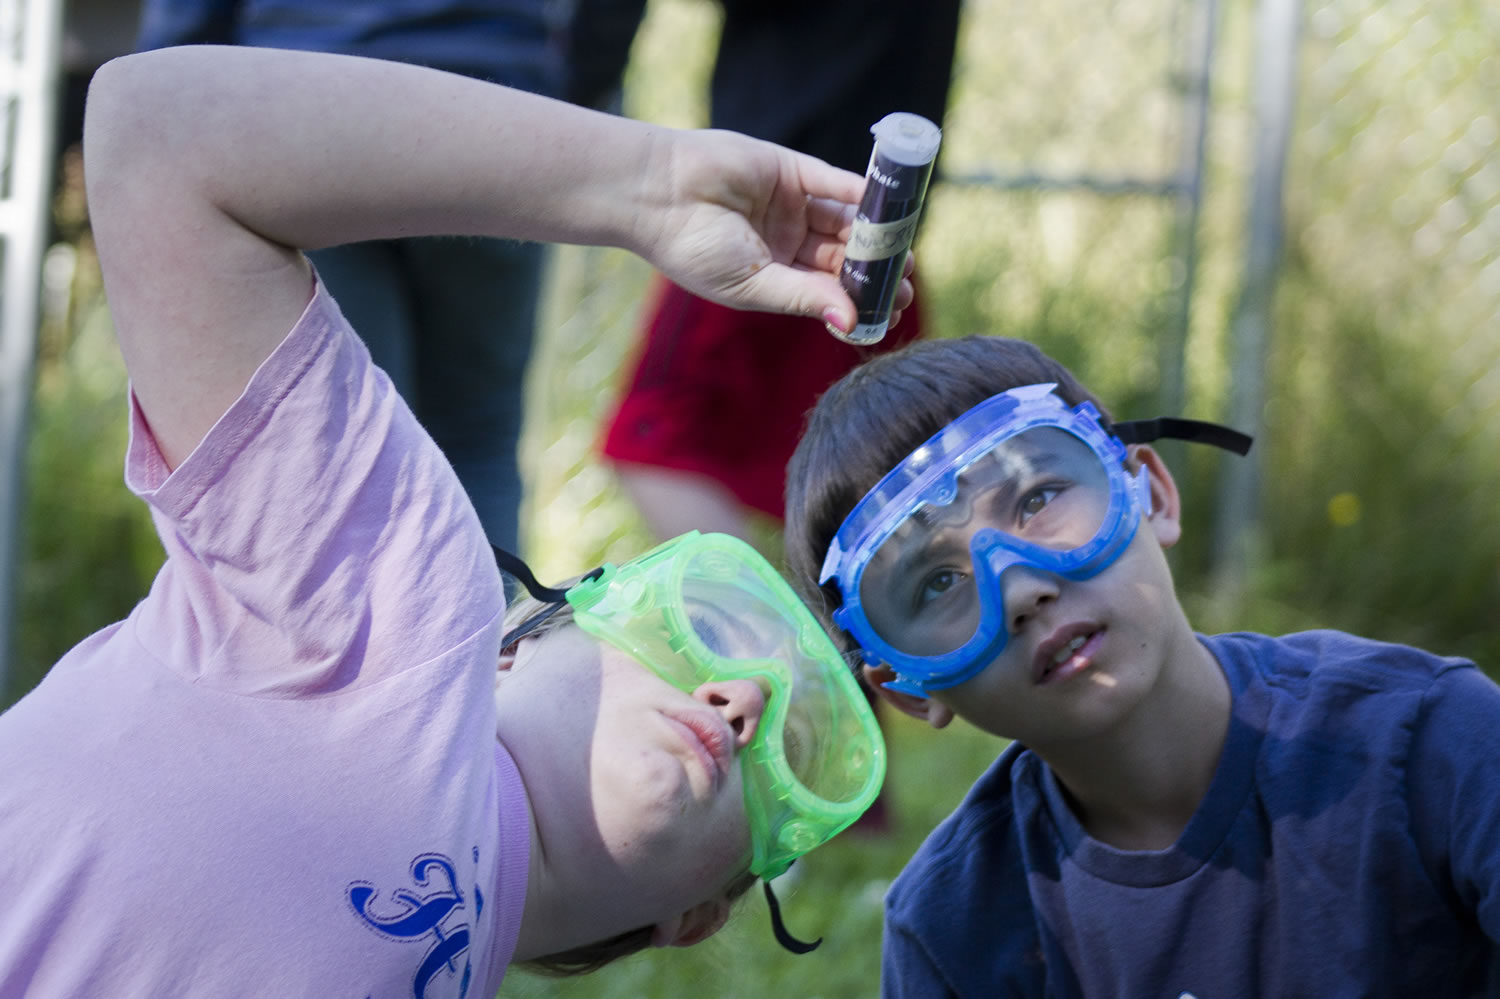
1205,628,1481,740
1205,629,1496,810
1204,628,1475,703
890,744,1025,889
128,280,502,694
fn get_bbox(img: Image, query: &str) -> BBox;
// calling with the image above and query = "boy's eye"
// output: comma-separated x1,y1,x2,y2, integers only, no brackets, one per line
1017,484,1063,525
916,568,965,607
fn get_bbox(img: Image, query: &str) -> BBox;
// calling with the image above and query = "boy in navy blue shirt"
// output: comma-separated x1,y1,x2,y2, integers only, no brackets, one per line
784,334,1500,997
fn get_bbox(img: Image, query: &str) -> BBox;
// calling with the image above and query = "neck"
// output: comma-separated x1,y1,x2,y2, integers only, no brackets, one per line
509,764,633,965
1041,630,1231,851
509,781,559,962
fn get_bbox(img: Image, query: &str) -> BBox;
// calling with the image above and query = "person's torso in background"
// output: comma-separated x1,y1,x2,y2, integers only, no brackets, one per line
137,0,565,95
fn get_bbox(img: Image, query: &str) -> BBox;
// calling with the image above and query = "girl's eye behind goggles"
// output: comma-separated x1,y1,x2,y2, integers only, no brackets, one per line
819,383,1252,696
493,531,886,953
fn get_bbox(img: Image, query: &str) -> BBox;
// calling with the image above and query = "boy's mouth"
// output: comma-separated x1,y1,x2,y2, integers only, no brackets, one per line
1033,625,1105,684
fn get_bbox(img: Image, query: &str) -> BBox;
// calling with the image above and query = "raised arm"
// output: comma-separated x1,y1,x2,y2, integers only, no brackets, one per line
83,46,870,467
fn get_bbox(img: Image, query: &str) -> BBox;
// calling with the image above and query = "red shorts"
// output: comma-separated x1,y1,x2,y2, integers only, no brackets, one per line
600,277,926,518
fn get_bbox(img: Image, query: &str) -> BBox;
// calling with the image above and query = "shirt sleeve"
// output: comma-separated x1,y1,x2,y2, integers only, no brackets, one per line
1407,662,1500,944
124,279,503,695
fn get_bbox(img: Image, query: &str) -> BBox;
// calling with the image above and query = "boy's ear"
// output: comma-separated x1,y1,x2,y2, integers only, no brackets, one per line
862,664,954,729
651,896,731,948
1131,445,1182,549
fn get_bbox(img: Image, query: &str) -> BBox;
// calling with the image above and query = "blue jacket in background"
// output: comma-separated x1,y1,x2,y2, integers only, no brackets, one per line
135,0,565,96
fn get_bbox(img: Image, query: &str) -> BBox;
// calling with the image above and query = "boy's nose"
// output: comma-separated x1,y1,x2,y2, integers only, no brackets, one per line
693,679,767,750
999,563,1061,635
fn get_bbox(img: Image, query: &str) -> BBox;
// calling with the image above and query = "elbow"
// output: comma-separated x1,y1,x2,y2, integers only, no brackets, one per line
83,51,190,178
82,52,188,218
82,55,149,178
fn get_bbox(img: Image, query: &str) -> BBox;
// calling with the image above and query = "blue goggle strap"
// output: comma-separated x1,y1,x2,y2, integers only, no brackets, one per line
1112,416,1253,456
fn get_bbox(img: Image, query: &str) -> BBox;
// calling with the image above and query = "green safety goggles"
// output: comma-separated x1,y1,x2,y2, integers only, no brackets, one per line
496,531,886,883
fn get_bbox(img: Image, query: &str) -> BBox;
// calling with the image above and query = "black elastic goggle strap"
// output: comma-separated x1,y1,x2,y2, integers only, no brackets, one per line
491,544,574,603
491,544,604,649
763,876,822,954
1111,416,1254,456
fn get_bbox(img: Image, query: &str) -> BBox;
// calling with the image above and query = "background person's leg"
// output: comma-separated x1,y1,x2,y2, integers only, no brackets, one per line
408,237,544,556
307,241,417,398
614,464,755,543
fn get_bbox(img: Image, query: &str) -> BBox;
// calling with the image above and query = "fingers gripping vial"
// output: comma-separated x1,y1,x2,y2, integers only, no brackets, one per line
828,113,942,345
818,384,1253,695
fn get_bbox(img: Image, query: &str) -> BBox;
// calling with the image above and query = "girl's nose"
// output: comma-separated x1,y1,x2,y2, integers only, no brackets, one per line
693,679,767,750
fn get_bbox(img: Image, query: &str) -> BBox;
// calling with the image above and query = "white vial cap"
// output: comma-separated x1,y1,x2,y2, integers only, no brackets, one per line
870,112,942,167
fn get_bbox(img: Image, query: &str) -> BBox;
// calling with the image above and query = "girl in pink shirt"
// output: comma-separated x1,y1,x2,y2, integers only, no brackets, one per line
0,45,905,996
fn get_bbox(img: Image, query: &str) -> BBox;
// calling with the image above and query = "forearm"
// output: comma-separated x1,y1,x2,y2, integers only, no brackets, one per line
84,46,677,466
83,45,867,468
87,46,657,255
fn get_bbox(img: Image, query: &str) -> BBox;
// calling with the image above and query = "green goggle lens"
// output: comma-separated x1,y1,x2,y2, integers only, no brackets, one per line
565,532,886,880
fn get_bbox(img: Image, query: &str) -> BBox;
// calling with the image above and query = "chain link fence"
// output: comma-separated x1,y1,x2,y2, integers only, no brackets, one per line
1293,0,1498,389
1248,0,1499,660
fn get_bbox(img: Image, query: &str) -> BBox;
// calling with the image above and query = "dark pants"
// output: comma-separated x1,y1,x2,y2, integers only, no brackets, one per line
309,236,544,555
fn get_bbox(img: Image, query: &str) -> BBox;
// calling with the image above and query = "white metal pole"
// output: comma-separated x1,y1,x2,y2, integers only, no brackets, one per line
0,0,65,700
1212,0,1302,591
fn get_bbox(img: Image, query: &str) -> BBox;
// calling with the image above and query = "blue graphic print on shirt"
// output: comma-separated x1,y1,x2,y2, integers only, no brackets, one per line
349,851,483,999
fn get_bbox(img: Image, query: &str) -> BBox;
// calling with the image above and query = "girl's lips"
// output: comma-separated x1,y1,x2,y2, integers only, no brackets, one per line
663,712,730,790
1033,624,1105,684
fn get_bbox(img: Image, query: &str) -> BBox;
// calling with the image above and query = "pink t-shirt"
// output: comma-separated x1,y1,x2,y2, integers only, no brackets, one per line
0,282,530,997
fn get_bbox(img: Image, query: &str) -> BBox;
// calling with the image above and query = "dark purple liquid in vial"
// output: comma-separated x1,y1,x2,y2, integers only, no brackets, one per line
836,147,936,344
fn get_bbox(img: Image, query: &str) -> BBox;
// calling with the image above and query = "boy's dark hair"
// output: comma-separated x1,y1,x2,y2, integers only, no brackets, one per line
783,336,1106,652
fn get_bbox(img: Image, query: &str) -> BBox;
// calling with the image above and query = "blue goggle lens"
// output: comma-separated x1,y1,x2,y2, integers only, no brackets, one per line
855,425,1120,661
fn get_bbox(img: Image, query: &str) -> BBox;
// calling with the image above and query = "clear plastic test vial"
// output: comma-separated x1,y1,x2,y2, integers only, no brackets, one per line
827,112,942,346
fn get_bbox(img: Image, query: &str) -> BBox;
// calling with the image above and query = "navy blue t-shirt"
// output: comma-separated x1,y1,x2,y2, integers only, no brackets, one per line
882,631,1500,997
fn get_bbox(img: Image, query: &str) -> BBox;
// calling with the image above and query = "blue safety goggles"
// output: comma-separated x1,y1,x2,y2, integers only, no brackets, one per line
819,383,1251,695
